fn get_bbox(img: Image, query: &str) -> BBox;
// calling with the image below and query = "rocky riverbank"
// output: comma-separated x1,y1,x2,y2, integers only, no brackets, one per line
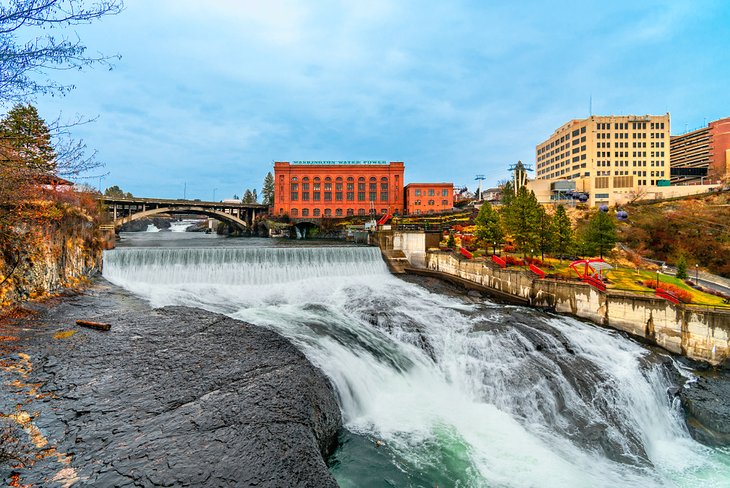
0,280,342,487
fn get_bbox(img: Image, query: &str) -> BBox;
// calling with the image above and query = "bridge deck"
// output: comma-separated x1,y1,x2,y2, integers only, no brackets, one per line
100,197,268,210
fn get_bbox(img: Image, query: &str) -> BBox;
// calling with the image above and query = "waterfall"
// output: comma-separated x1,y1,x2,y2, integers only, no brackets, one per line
102,245,730,487
145,224,160,232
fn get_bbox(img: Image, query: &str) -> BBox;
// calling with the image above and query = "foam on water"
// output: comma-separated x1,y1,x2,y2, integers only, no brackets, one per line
103,246,730,487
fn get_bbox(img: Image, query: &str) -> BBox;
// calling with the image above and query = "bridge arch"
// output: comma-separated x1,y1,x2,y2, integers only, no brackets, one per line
113,206,249,231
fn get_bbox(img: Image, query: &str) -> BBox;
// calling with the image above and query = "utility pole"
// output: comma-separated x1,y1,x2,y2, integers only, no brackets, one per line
184,182,187,200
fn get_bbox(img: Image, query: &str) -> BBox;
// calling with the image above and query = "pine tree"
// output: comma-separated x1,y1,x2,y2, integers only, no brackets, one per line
474,202,503,255
502,186,541,256
535,206,554,261
0,103,56,173
252,189,258,203
552,205,574,263
447,232,456,248
242,189,253,203
676,255,688,280
262,172,274,206
584,210,617,258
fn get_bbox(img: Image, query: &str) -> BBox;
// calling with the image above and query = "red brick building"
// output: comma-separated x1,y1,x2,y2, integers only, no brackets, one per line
709,117,730,182
273,161,405,218
404,183,454,215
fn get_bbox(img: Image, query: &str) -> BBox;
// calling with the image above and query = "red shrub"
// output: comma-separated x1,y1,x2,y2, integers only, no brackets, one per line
642,280,693,303
503,244,516,253
505,255,525,266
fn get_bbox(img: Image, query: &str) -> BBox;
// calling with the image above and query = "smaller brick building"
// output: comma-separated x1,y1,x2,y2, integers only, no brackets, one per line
404,183,453,215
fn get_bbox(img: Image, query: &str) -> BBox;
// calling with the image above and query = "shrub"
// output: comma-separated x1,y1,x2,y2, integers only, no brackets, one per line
505,255,525,266
642,280,693,303
503,244,516,253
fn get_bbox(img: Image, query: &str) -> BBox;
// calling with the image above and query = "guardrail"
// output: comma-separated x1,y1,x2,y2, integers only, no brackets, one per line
529,264,545,278
491,255,506,268
459,247,473,259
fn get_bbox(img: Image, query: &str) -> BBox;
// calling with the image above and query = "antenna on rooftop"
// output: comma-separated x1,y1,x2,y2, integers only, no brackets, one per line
475,174,486,201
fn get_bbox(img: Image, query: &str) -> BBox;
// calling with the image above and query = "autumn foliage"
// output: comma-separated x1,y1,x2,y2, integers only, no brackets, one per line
642,280,693,303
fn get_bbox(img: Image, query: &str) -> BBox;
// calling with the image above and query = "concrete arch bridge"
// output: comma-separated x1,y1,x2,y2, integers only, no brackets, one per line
101,197,269,232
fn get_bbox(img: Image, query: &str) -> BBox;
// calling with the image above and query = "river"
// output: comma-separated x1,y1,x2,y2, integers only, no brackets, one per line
103,232,730,487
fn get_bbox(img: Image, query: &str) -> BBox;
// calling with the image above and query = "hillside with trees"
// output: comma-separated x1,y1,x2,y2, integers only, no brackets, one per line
618,192,730,277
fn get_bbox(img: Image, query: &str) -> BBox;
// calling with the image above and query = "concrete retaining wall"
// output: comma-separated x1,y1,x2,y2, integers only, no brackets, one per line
375,230,441,268
426,252,730,365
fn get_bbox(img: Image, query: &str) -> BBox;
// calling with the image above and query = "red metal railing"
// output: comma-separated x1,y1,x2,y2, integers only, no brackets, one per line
460,247,473,259
491,255,506,268
582,275,607,291
529,264,545,278
655,288,681,304
377,213,391,225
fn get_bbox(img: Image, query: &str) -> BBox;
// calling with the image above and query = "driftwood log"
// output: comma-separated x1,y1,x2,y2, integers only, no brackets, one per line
75,320,111,331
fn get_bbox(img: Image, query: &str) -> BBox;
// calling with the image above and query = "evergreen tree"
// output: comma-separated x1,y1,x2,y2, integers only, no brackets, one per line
447,232,456,248
676,255,688,280
242,189,253,203
251,189,258,203
584,210,618,258
502,186,541,256
104,185,133,198
552,205,574,262
0,103,56,173
262,172,274,206
474,202,503,255
535,206,554,261
500,181,515,208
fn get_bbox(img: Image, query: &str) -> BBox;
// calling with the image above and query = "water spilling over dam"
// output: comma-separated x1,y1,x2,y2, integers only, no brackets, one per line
103,245,730,487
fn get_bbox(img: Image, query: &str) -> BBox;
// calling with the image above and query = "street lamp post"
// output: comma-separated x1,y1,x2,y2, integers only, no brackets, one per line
493,241,496,256
213,188,218,202
656,270,660,289
695,264,699,285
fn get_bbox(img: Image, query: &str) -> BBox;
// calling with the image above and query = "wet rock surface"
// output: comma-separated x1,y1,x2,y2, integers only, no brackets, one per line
0,282,342,487
676,368,730,446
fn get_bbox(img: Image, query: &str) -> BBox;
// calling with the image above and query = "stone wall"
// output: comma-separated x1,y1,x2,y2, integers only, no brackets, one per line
426,251,730,365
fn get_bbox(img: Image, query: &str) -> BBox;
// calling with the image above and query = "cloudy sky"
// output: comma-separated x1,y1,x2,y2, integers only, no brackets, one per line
23,0,730,200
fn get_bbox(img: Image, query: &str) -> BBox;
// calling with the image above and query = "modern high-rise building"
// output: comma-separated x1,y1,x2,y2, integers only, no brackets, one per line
670,117,730,184
535,114,671,206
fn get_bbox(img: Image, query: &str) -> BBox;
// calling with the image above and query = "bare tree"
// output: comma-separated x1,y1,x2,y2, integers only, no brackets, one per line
0,0,123,103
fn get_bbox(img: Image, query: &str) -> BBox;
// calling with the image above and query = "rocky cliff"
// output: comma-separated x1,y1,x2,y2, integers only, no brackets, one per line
0,212,102,308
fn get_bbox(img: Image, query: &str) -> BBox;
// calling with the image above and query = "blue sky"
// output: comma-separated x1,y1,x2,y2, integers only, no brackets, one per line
20,0,730,200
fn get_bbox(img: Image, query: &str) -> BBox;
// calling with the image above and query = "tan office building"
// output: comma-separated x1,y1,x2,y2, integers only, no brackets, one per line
535,114,671,206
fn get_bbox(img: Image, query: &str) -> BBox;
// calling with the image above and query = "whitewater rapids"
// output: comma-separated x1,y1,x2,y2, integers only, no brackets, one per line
103,246,730,487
